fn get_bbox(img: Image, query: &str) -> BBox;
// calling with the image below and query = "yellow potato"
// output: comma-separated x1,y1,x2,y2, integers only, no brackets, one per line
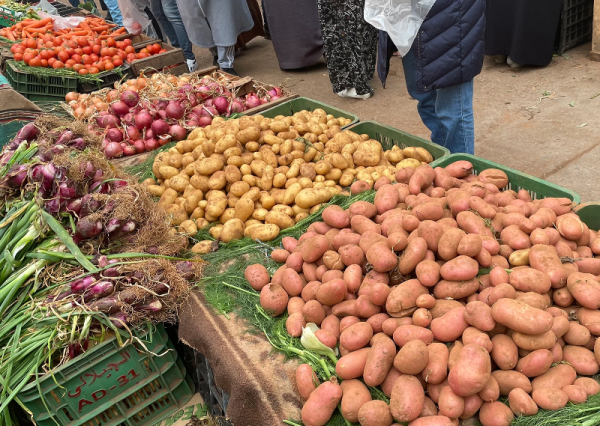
219,208,236,224
234,198,255,222
230,181,250,197
250,224,280,241
271,204,294,216
403,147,433,163
195,158,224,175
208,171,227,190
146,185,165,197
209,224,223,239
284,183,303,205
252,208,269,221
510,249,531,266
190,175,209,192
396,158,422,169
158,166,179,180
195,218,209,229
178,219,198,235
191,240,215,254
295,188,334,209
163,204,188,226
264,134,284,145
224,165,242,184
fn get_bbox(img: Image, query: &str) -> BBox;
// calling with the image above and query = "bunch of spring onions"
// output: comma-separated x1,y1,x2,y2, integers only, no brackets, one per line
0,121,196,425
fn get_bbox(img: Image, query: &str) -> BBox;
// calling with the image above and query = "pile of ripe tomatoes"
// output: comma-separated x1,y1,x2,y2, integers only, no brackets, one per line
9,36,166,75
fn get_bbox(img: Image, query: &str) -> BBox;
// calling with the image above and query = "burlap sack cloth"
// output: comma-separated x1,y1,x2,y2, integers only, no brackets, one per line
178,291,303,426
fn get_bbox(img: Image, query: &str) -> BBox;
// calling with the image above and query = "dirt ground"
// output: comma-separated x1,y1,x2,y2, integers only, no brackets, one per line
190,39,600,203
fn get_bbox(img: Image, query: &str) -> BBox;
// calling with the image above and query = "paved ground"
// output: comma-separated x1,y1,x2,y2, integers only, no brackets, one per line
191,40,600,203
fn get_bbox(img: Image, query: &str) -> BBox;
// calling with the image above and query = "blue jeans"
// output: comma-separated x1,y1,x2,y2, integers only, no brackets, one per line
149,0,194,61
103,0,123,26
402,47,475,154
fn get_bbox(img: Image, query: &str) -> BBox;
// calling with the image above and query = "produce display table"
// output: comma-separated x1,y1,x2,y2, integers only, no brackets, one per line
593,0,600,60
178,291,303,426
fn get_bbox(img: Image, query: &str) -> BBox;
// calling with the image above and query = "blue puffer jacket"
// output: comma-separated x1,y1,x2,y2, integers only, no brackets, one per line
414,0,486,92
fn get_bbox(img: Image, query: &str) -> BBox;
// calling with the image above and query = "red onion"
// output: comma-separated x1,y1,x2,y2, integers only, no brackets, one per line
178,84,193,93
151,119,170,135
112,180,128,190
56,130,74,145
15,123,39,142
271,94,281,101
269,87,283,97
155,100,168,110
106,128,124,142
156,110,168,120
104,142,123,158
121,221,136,232
134,112,153,130
197,86,211,100
228,99,245,114
111,102,129,117
45,198,60,213
123,145,136,156
71,276,95,293
111,312,128,328
84,281,114,302
260,97,269,105
200,105,218,117
79,161,96,179
51,145,66,155
245,94,261,109
76,218,103,238
7,165,27,188
133,139,145,153
66,199,82,214
105,218,121,233
186,119,199,127
158,135,171,146
122,113,135,127
144,139,159,151
125,126,141,140
102,138,110,149
30,164,43,182
213,96,229,114
120,90,139,108
169,125,187,141
134,300,162,312
81,194,101,215
69,138,86,150
59,181,76,199
204,99,214,108
166,101,185,120
198,116,212,127
145,129,155,140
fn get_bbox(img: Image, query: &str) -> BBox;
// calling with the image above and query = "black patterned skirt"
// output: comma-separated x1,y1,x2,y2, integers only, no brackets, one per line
317,0,378,95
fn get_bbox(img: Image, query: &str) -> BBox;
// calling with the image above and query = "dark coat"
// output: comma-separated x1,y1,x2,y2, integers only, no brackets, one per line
378,0,486,92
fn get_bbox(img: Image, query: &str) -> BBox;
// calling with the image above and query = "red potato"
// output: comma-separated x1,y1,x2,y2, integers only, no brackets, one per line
574,377,600,396
469,196,497,219
418,220,445,251
281,268,304,297
301,378,343,426
367,242,398,273
415,260,441,287
302,281,321,302
390,375,424,422
286,312,306,337
315,329,337,348
394,339,429,375
343,264,363,294
448,341,463,371
577,308,600,336
288,297,306,315
557,214,584,241
340,379,372,423
358,400,393,426
529,244,568,289
333,232,362,251
412,202,445,221
550,342,563,363
340,316,361,332
430,299,464,319
416,294,436,309
364,336,396,386
464,301,496,332
245,264,270,291
322,251,343,271
421,343,449,384
321,315,340,339
286,252,304,272
447,190,472,215
419,396,439,417
296,364,320,399
316,279,346,306
438,386,464,419
352,215,382,235
457,234,483,257
322,269,343,283
515,349,554,377
302,300,326,325
439,255,479,281
408,165,435,196
433,278,480,300
511,330,556,351
367,313,391,333
322,205,350,229
567,272,600,309
564,321,591,346
478,376,500,403
460,394,484,420
340,322,373,351
397,237,428,275
489,265,509,286
476,247,493,267
531,364,577,392
351,180,373,195
387,232,409,252
438,228,466,260
448,344,491,396
356,295,382,318
500,225,532,250
412,308,432,327
532,388,569,411
428,379,450,404
386,279,429,317
456,210,493,237
303,263,319,282
272,249,290,263
393,325,434,347
479,401,514,426
349,201,378,219
488,283,516,305
562,345,600,376
381,366,402,397
409,416,454,426
434,167,455,190
445,160,473,178
302,235,331,263
282,236,298,252
430,307,469,342
339,244,365,267
260,284,288,316
491,298,553,335
359,231,389,254
336,347,371,379
462,327,493,352
491,370,532,395
375,184,400,214
552,287,574,307
509,267,552,294
508,388,538,417
562,385,587,404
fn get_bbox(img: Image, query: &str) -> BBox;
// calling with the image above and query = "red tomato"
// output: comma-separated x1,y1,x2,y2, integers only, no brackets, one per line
124,45,135,54
78,69,88,75
29,57,42,67
92,45,101,55
52,60,64,69
116,41,124,49
73,64,84,71
82,46,92,55
82,55,93,65
77,37,89,47
40,59,48,67
95,62,105,71
71,54,82,64
66,59,76,66
67,40,77,49
91,53,98,61
159,49,167,53
112,58,123,66
108,47,117,56
123,39,132,46
111,55,121,62
65,63,72,69
152,43,161,53
107,37,116,47
58,51,70,62
53,38,62,47
84,63,91,69
47,57,56,66
65,48,75,56
13,52,23,61
104,61,115,70
10,44,18,53
39,50,52,60
139,48,149,55
23,52,35,64
100,47,110,57
126,53,136,62
88,67,99,74
26,39,36,48
74,47,83,56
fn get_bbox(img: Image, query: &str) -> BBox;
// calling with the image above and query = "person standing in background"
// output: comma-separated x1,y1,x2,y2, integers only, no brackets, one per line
262,0,323,70
102,0,123,26
149,0,197,71
317,0,378,99
175,0,253,76
371,0,486,154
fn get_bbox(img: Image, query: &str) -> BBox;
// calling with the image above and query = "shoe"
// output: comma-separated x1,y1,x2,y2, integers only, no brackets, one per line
494,55,507,64
186,59,198,72
221,67,239,77
507,56,523,68
337,88,371,100
212,56,218,67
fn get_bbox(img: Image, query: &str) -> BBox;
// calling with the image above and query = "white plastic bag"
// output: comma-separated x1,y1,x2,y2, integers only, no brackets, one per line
117,0,151,35
37,11,85,30
364,0,437,56
33,0,57,15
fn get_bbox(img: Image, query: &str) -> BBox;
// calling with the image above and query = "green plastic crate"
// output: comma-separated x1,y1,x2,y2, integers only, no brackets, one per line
4,60,78,102
18,324,194,426
0,6,21,27
430,153,581,204
256,97,359,129
347,121,450,161
575,203,600,231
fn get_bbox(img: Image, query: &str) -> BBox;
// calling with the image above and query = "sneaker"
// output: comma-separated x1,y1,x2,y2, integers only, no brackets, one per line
221,67,239,77
494,55,507,64
337,88,371,100
507,56,523,68
187,59,198,72
212,55,218,67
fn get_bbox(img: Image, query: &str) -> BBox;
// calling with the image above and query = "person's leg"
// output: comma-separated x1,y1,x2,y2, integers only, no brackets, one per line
103,0,122,26
434,80,475,154
149,0,177,45
144,6,163,40
68,0,80,8
160,0,195,62
216,46,237,74
261,0,270,38
401,48,445,145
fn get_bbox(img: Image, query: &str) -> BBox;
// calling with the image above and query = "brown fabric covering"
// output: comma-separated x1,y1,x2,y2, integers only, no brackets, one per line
236,0,266,49
0,88,42,114
178,291,303,425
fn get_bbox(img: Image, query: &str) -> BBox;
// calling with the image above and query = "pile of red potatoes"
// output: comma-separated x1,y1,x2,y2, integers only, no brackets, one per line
243,160,600,426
